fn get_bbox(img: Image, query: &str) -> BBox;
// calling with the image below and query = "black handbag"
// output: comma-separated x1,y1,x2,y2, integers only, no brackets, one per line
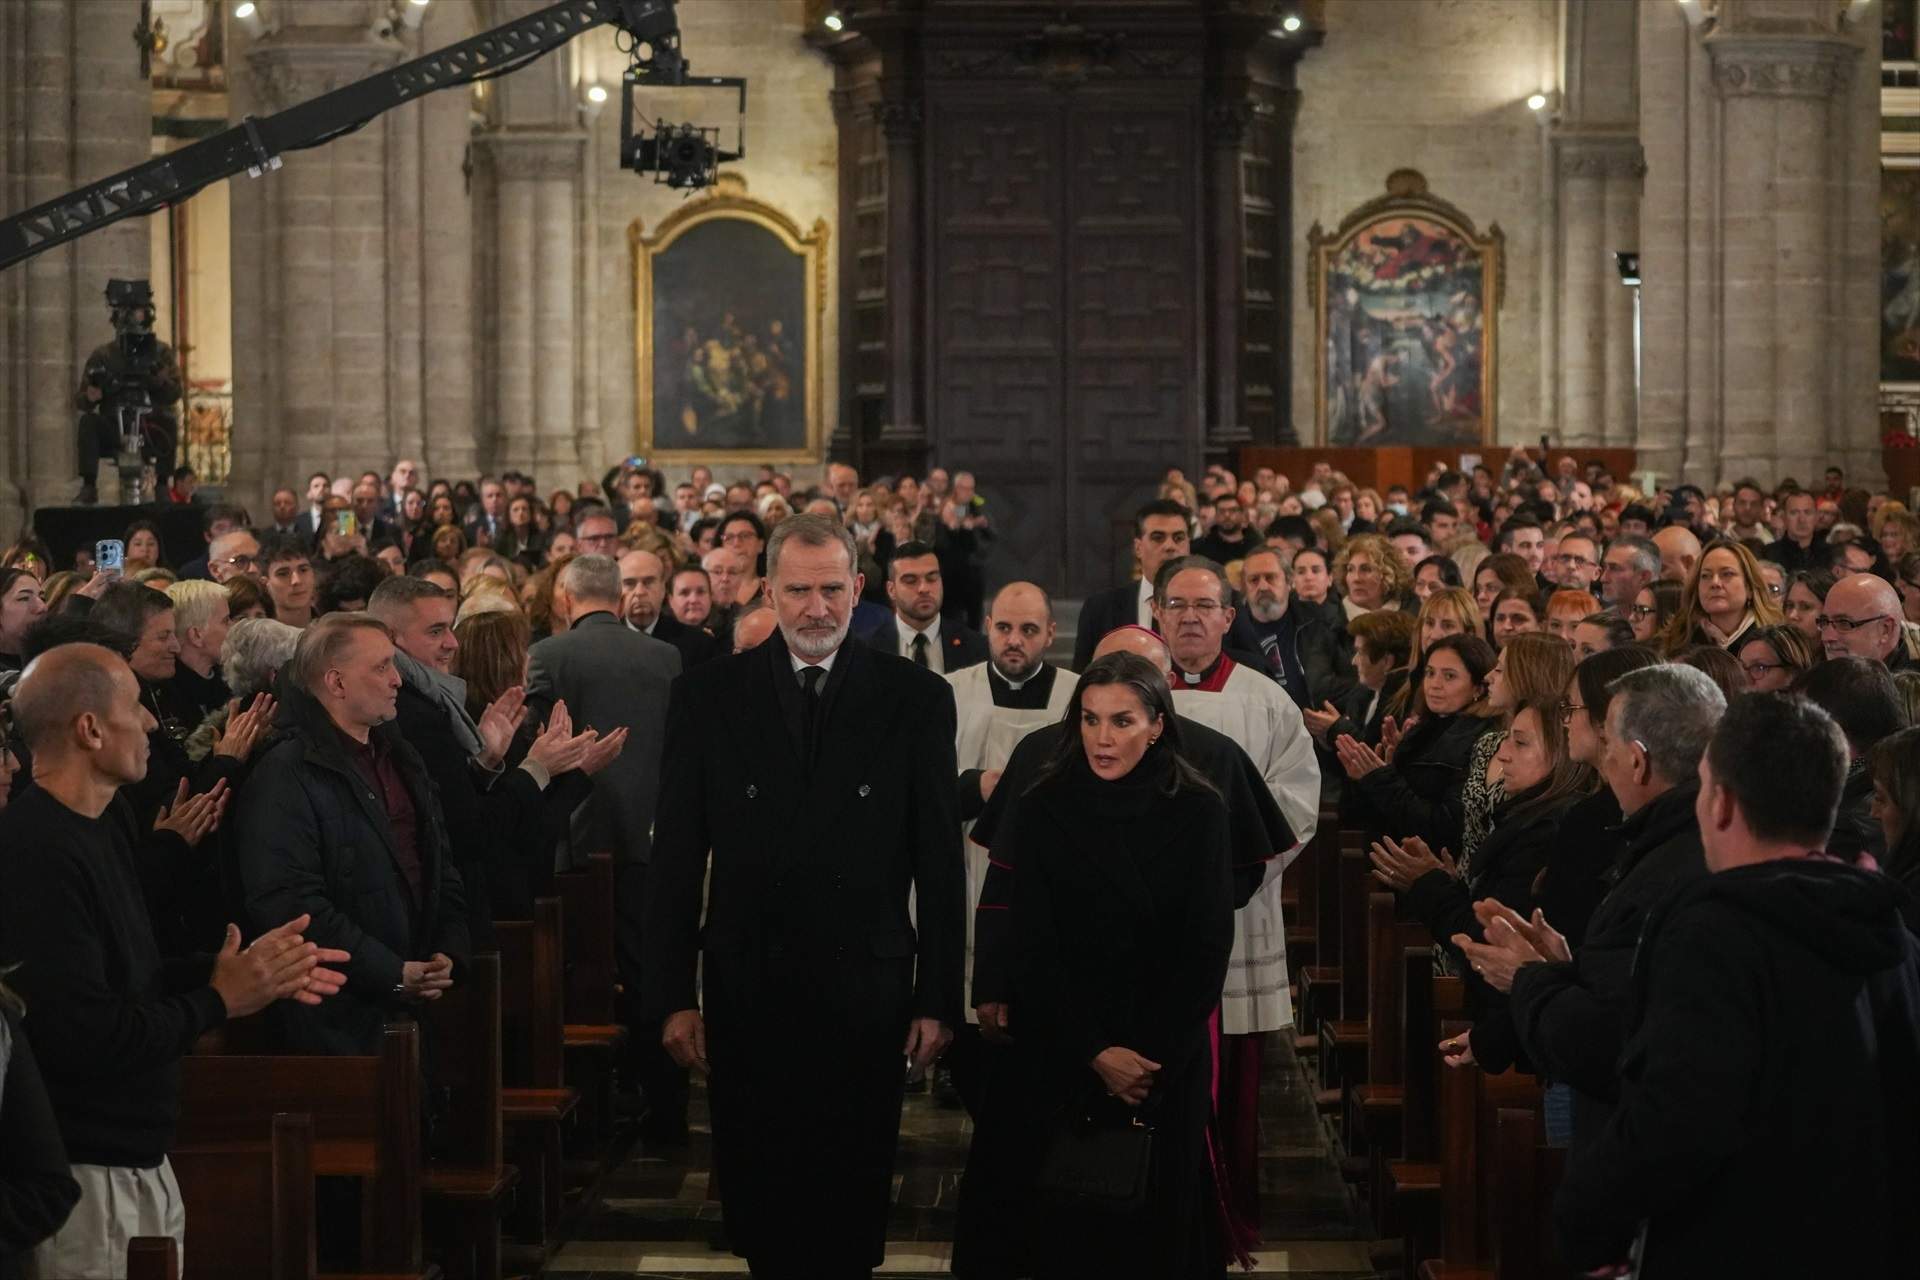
1034,1092,1155,1213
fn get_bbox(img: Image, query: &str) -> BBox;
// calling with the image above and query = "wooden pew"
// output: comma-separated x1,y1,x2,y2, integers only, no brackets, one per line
169,1111,316,1279
1489,1108,1572,1280
1344,894,1431,1162
496,897,580,1248
1376,957,1464,1246
1283,802,1339,976
178,1022,425,1273
1412,1029,1543,1280
553,852,626,1154
420,953,519,1280
1295,825,1352,1040
127,1238,179,1280
1316,840,1375,1103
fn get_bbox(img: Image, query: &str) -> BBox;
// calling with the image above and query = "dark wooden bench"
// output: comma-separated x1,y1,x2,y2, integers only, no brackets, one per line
1345,893,1431,1164
496,896,580,1248
553,852,626,1155
1316,840,1375,1106
1294,825,1353,1042
420,953,520,1280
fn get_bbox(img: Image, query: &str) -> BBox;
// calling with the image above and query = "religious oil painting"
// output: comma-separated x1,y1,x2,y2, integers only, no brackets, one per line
631,174,828,462
1881,163,1920,386
1308,170,1503,447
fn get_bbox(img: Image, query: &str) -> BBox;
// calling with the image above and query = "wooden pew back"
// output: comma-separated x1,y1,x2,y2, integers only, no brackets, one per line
497,897,567,1089
168,1112,317,1280
553,852,617,1026
421,952,503,1171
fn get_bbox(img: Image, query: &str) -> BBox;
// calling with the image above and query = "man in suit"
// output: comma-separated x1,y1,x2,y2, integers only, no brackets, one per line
645,514,963,1279
620,547,720,669
1074,497,1266,670
526,555,683,1135
175,503,247,582
292,471,330,545
861,539,987,673
464,477,508,547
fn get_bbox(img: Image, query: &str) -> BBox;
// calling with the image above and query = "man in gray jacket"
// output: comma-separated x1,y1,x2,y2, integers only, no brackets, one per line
525,554,683,1135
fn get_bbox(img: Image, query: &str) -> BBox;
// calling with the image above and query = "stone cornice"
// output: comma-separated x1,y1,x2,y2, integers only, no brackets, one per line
1704,33,1858,100
1552,130,1646,180
245,33,401,112
476,129,589,180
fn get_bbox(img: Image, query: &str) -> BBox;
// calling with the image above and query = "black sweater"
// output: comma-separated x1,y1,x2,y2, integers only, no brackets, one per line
0,787,226,1167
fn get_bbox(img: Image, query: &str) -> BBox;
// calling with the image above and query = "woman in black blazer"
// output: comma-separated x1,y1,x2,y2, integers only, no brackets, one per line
1004,652,1237,1278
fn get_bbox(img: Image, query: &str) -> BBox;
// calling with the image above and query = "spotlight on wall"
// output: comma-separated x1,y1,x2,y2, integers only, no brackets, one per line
1615,252,1641,287
824,10,844,31
582,82,609,122
1526,91,1548,112
400,0,431,33
231,1,265,38
1281,14,1303,33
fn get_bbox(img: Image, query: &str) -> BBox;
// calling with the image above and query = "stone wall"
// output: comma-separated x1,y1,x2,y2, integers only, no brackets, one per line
1291,0,1560,450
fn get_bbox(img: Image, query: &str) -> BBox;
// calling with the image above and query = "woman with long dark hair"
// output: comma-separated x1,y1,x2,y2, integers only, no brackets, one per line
998,652,1236,1277
0,569,46,676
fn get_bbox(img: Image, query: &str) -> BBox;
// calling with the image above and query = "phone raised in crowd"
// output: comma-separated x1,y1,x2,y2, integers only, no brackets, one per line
95,539,124,578
335,510,358,538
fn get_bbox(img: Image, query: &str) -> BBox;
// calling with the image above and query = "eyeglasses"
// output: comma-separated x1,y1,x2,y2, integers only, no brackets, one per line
1742,661,1785,679
1814,614,1890,633
1628,604,1657,619
1764,582,1784,598
1556,700,1585,722
215,554,257,570
1162,599,1223,616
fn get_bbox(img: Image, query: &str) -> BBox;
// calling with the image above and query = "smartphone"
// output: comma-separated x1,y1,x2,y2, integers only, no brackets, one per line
335,510,359,537
95,539,124,578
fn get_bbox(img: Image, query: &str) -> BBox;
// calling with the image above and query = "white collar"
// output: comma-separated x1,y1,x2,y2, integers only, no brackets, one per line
992,663,1035,692
897,613,942,645
790,648,838,677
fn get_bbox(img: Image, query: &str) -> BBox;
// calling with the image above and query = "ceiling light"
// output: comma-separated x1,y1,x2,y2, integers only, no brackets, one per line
1527,92,1548,111
232,1,265,37
586,83,609,104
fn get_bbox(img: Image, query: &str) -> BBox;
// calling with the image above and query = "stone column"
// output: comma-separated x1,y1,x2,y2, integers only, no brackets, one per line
419,83,480,479
1706,21,1864,484
1551,133,1644,446
482,131,585,479
244,19,401,488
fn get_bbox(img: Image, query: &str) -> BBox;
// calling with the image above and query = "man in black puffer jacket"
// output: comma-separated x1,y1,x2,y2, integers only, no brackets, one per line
1554,694,1920,1277
1501,665,1723,1150
235,613,471,1055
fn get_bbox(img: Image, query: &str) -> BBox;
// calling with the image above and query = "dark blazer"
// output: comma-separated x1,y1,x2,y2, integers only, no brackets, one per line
292,509,324,545
642,632,963,1272
639,610,721,670
525,611,679,868
392,680,590,943
861,613,988,672
234,685,470,1055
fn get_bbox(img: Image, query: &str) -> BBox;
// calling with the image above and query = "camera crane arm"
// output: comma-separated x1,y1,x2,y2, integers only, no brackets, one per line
0,0,684,273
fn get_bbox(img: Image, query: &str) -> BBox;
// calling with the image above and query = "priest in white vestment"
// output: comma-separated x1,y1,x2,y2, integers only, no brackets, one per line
1152,554,1322,1242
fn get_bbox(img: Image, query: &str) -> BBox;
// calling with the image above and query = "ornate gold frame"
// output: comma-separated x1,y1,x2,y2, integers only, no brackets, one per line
1306,170,1504,447
628,174,829,463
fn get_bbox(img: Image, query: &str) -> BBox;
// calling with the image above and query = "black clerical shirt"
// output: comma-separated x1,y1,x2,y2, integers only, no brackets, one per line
956,664,1062,820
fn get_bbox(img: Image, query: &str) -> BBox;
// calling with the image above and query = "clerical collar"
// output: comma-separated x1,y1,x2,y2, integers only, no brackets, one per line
1174,651,1234,692
991,664,1034,692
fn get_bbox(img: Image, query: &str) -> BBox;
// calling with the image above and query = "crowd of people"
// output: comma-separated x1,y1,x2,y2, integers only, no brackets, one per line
0,444,1917,1279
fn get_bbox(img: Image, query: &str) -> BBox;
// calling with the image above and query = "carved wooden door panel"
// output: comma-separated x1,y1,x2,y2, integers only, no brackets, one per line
928,92,1201,596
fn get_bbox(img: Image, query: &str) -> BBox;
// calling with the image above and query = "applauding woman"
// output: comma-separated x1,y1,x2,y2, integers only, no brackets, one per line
1335,633,1500,856
1009,652,1236,1277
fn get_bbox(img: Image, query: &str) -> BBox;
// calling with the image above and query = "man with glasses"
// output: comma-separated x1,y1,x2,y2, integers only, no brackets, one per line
1147,554,1319,1241
1818,574,1913,670
1552,533,1602,593
574,510,622,557
207,529,261,585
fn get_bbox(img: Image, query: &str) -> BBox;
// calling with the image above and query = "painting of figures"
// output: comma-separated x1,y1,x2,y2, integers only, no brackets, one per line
1310,171,1502,447
1882,164,1920,385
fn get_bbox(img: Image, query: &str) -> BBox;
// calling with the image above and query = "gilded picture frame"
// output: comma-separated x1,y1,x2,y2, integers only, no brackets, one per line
1307,170,1503,447
629,175,829,463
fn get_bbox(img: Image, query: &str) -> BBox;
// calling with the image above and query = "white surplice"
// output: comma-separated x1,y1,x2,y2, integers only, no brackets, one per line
1172,659,1321,1034
949,661,1076,1019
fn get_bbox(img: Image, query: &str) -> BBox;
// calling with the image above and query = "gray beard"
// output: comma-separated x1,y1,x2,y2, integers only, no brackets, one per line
782,615,849,659
1248,594,1286,624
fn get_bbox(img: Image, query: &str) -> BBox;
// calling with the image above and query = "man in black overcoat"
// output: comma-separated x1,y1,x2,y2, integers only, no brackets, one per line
643,514,964,1279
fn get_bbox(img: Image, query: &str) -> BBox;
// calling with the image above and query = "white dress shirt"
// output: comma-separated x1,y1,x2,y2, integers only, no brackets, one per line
896,614,945,674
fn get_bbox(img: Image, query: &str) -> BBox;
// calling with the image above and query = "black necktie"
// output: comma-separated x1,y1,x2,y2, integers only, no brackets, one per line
799,665,824,764
911,633,930,669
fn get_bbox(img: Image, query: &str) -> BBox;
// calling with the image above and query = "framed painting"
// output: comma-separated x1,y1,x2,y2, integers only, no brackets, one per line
630,174,829,462
1306,170,1503,447
1883,160,1920,387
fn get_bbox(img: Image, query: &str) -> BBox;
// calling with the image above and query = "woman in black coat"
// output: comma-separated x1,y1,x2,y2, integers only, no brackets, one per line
1335,633,1500,855
1005,653,1236,1279
0,986,79,1279
1374,698,1594,1072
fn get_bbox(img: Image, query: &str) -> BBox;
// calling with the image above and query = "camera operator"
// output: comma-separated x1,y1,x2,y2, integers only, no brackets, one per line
73,279,181,506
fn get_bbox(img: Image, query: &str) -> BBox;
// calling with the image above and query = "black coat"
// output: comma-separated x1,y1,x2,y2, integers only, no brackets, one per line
234,684,471,1055
641,633,964,1272
1827,759,1885,864
392,681,590,941
1554,859,1920,1276
0,1008,78,1279
1509,783,1706,1149
643,610,721,670
1405,794,1579,1073
1532,786,1623,950
1349,711,1499,854
1008,756,1234,1277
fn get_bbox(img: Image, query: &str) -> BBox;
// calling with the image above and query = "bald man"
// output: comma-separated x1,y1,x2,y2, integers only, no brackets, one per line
955,624,1294,1274
1652,525,1700,585
942,583,1074,1114
1820,574,1912,668
622,548,719,669
730,605,778,654
0,645,347,1276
